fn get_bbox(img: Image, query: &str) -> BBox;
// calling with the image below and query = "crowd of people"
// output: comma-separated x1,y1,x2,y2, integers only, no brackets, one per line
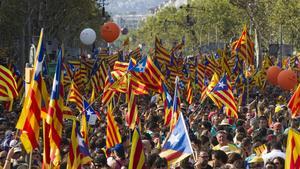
0,80,297,169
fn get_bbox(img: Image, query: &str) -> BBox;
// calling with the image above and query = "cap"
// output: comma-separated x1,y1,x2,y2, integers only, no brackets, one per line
275,106,282,113
110,144,123,153
220,118,230,126
13,147,22,153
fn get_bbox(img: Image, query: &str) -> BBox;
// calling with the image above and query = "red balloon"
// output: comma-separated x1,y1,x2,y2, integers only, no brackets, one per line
266,66,281,85
100,22,120,43
277,70,298,90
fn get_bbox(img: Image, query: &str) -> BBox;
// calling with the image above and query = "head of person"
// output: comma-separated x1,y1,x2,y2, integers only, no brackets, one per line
147,153,167,169
216,130,228,146
212,150,228,168
272,157,284,169
258,116,268,129
249,156,264,169
265,160,275,169
273,122,282,135
291,118,300,129
111,144,125,160
196,151,210,168
227,153,244,168
270,141,282,151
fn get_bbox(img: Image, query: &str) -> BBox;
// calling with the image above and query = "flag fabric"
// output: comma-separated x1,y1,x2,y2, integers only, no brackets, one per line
83,100,97,125
42,120,51,169
206,73,222,108
7,63,24,98
67,120,92,169
162,83,173,126
15,29,45,153
0,65,18,100
90,60,107,92
67,82,83,111
106,102,122,149
186,80,193,105
155,37,171,65
129,56,164,93
128,128,146,169
285,128,300,169
126,74,139,129
200,76,209,103
46,49,64,167
211,75,238,118
102,68,116,106
254,144,267,156
288,84,300,118
170,77,181,129
231,25,255,65
159,113,193,165
81,100,91,144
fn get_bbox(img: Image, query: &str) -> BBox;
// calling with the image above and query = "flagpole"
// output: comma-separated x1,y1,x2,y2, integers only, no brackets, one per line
28,151,33,169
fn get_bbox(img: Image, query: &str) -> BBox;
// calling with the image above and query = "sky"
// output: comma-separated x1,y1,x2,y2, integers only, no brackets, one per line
106,0,166,15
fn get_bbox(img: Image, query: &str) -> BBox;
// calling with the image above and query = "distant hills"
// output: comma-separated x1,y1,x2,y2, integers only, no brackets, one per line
106,0,167,15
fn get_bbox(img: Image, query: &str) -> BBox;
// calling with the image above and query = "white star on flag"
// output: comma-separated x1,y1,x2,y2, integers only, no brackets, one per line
136,63,144,71
168,133,180,146
87,109,93,116
218,82,226,89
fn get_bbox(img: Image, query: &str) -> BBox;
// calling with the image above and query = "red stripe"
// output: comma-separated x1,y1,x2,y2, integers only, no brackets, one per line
0,76,17,97
163,151,183,161
132,135,143,168
107,114,119,145
214,92,237,112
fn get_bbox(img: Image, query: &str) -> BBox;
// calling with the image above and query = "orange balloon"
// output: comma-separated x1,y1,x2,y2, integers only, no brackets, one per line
277,70,298,90
100,22,120,43
266,66,281,85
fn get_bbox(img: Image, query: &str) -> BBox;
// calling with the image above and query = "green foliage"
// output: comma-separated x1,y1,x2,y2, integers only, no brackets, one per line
0,0,109,67
129,0,300,53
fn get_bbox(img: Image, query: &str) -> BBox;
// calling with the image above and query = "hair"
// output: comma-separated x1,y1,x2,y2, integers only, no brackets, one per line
236,126,246,134
271,141,282,151
259,115,267,121
147,153,168,168
201,121,212,130
227,153,242,164
241,137,252,147
212,150,228,164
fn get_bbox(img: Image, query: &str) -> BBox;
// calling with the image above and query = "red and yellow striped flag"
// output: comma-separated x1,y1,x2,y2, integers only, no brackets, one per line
231,25,254,65
46,49,64,167
106,102,122,149
155,37,171,65
126,74,138,129
16,29,44,153
67,82,83,111
0,65,18,99
285,128,300,169
186,80,193,105
207,73,222,108
288,84,300,118
128,128,146,169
